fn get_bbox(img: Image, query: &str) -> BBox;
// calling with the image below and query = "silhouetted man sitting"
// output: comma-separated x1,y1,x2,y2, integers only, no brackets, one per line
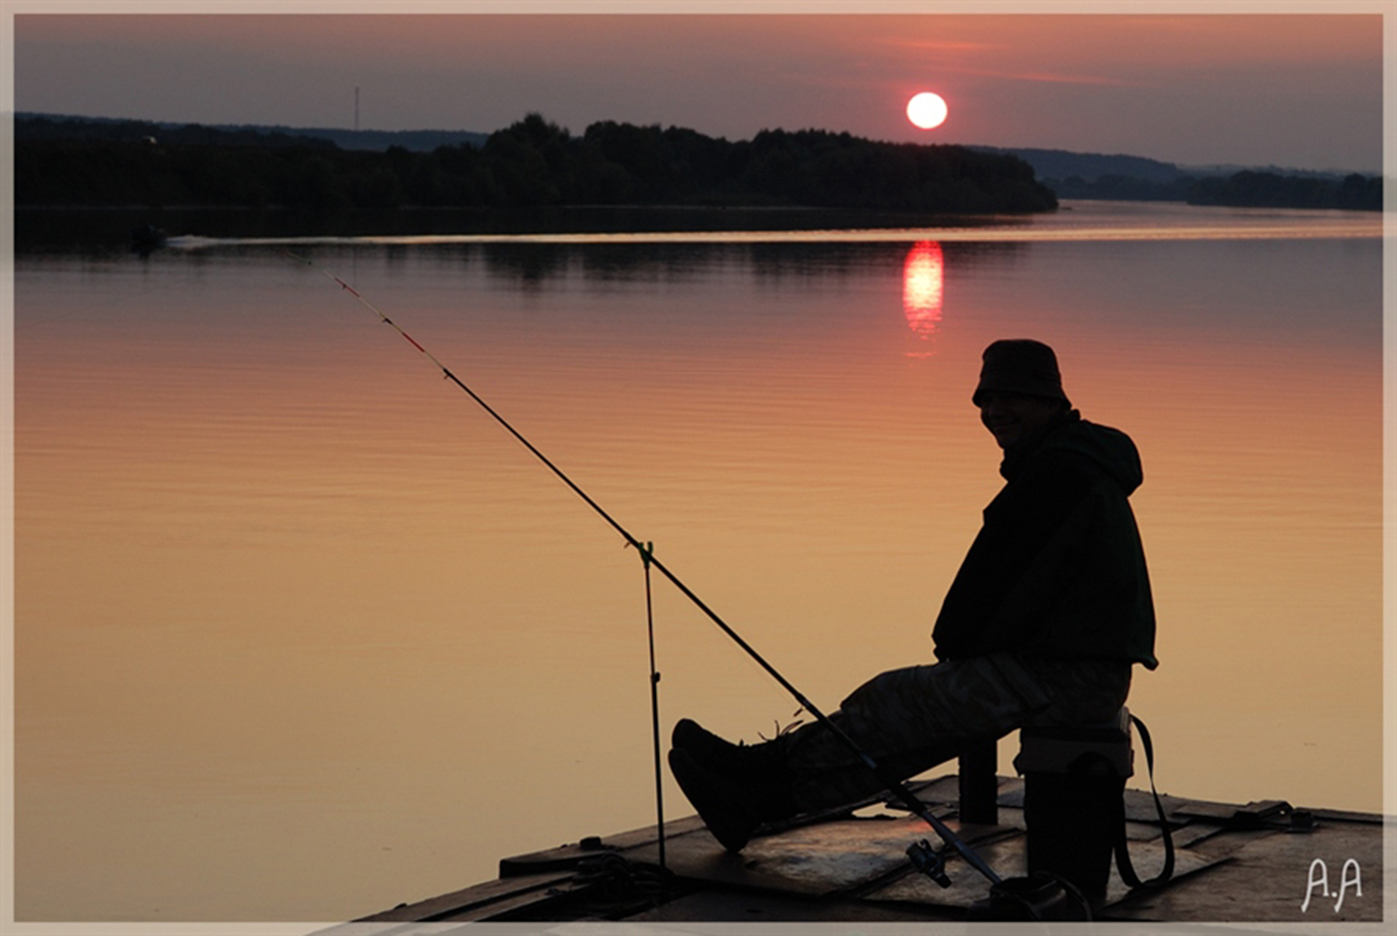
669,338,1158,851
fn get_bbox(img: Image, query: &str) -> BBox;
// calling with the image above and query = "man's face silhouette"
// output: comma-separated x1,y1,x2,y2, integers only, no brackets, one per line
977,392,1064,451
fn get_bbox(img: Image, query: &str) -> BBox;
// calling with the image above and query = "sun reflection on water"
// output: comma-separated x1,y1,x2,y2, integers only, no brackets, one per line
902,240,944,355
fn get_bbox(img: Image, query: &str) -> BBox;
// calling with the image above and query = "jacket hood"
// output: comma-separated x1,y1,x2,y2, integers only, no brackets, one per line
1005,411,1144,494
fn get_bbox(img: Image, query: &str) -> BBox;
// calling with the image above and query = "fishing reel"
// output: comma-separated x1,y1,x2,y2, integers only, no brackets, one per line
905,839,953,888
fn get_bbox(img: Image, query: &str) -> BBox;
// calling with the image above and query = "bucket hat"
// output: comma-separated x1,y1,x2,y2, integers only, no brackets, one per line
972,339,1070,407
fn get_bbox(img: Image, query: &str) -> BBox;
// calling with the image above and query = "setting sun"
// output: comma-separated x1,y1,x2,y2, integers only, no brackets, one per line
907,91,948,130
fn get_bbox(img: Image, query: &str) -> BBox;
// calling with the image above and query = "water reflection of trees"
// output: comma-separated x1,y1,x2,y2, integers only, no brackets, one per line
478,239,1027,287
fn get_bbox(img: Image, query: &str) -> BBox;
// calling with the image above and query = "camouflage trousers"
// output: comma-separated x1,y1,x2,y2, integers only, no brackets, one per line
780,653,1132,813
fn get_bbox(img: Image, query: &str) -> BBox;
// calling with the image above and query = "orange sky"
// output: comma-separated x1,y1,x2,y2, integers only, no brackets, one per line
10,6,1385,171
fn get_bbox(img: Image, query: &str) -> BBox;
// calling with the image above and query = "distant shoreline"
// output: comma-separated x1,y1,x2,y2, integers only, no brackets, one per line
16,202,1043,254
16,200,1382,257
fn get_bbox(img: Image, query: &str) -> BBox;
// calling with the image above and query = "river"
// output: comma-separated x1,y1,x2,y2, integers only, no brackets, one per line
11,200,1384,921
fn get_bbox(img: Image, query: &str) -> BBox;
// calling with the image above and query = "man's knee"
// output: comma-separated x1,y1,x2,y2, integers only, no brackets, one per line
837,665,929,713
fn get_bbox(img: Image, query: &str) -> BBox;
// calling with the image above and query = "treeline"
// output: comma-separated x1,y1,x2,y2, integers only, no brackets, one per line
1047,169,1381,210
15,113,1058,214
1186,170,1381,211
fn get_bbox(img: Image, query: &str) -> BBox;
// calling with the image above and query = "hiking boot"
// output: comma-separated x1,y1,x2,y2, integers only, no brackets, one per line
672,718,786,779
668,747,762,852
672,718,734,763
669,720,797,851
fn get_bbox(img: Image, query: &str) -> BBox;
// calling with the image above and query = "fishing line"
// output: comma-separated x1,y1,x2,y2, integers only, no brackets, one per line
284,249,1000,887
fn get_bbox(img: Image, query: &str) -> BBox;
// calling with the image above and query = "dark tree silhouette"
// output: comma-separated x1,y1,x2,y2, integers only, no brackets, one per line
17,112,1065,215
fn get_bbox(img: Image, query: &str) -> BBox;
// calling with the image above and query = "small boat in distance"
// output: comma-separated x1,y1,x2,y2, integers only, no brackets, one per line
130,222,167,255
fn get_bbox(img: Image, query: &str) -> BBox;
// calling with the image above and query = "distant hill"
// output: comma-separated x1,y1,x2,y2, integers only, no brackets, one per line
969,146,1188,184
283,127,490,151
968,145,1376,206
17,112,488,152
971,146,1364,185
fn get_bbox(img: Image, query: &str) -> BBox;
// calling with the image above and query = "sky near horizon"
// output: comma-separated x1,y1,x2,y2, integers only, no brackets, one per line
5,5,1389,174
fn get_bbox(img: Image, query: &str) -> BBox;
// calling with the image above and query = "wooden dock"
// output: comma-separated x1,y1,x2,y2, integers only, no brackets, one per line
333,773,1386,927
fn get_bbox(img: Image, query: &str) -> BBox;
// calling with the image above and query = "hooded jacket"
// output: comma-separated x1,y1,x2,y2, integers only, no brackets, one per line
931,411,1158,669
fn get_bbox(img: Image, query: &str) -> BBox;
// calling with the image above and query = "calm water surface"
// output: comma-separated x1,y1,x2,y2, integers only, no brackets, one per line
12,201,1384,921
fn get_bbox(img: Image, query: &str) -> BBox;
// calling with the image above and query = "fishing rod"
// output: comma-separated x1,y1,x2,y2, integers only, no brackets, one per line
285,250,1000,887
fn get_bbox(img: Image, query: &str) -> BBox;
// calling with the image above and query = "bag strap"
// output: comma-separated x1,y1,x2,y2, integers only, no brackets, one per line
1115,713,1175,888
